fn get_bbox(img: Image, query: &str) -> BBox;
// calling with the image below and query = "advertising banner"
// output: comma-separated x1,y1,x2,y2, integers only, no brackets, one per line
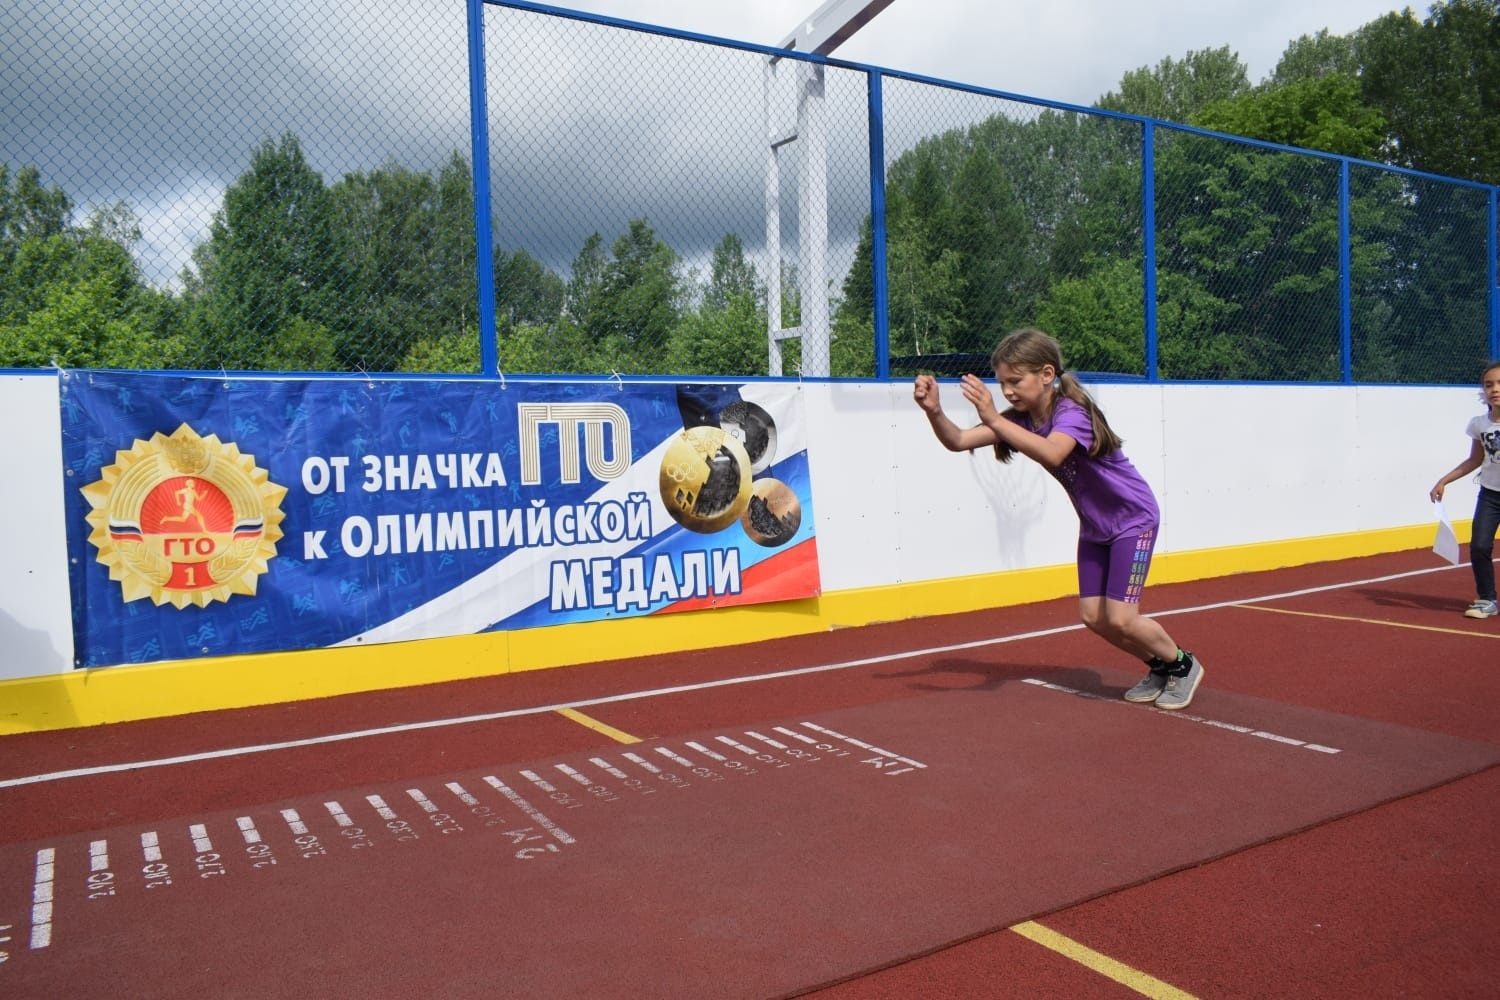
60,373,819,668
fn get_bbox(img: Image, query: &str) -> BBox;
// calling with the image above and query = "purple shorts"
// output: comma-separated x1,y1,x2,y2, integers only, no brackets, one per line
1076,527,1157,604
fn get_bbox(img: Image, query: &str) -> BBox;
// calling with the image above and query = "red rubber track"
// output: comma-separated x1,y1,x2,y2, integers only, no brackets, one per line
1,549,1496,998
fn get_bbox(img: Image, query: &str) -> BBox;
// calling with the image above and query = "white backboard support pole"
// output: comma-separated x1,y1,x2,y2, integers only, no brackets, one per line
765,0,894,377
780,0,897,56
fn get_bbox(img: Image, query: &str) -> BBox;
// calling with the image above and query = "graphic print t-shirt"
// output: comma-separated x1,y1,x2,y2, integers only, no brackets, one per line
1467,413,1500,491
1004,397,1160,543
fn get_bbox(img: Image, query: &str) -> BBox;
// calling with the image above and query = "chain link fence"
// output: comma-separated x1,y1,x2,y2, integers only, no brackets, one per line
3,0,1497,382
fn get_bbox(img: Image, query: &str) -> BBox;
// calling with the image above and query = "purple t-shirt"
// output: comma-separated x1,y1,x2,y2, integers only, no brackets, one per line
1004,397,1159,543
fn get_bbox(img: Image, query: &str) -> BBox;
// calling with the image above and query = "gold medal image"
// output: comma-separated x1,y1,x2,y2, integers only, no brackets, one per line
658,425,752,533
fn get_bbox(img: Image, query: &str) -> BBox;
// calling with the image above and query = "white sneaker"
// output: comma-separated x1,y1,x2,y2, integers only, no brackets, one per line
1464,599,1499,619
1155,655,1204,711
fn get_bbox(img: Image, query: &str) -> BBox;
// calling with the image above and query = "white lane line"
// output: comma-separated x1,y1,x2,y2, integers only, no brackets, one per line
653,747,697,769
365,795,398,821
683,741,727,762
3,563,1451,790
235,816,261,845
406,789,439,813
30,848,55,949
480,776,574,845
554,764,594,788
800,721,926,769
620,751,664,775
587,758,630,780
280,808,309,836
444,782,480,807
714,735,758,756
1021,678,1342,754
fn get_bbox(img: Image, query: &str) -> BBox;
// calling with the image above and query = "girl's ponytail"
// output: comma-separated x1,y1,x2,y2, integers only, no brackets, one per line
1058,372,1122,457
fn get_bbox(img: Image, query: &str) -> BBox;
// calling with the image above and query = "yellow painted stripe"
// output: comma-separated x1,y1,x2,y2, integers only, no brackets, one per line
1236,604,1500,638
1010,921,1198,999
555,707,640,744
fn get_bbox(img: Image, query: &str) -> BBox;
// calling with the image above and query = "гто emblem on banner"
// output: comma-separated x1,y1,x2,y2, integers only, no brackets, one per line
81,423,287,607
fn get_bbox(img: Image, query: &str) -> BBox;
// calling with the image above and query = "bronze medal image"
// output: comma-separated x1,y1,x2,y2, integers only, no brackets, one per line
741,477,802,547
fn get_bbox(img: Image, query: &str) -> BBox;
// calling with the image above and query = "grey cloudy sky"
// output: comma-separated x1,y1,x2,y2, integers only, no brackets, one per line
572,0,1409,105
3,0,1412,286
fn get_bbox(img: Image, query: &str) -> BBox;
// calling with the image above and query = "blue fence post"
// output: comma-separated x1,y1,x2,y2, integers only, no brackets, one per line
1340,159,1352,383
467,0,500,377
1490,186,1499,361
868,69,890,380
1142,123,1157,381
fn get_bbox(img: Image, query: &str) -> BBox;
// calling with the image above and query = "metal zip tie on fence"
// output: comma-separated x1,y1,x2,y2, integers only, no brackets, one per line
219,365,230,389
498,369,506,390
355,364,374,389
610,370,624,391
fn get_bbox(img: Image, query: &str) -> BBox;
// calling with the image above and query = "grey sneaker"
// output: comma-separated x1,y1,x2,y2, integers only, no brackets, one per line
1155,655,1204,711
1124,667,1170,703
1464,599,1499,619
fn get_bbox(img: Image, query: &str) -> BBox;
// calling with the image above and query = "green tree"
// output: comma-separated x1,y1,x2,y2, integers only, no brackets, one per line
400,326,481,374
329,153,478,371
576,218,683,373
0,165,71,251
565,233,607,330
0,167,181,369
1095,46,1253,122
184,133,348,370
882,204,966,358
1035,259,1146,375
1358,174,1493,382
495,246,564,328
702,233,761,312
1268,29,1360,87
0,165,74,326
666,233,768,376
1192,74,1386,159
1357,0,1500,184
1152,130,1346,380
838,108,1144,374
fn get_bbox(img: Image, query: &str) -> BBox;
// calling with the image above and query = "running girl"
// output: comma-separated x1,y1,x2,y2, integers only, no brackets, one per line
912,327,1204,708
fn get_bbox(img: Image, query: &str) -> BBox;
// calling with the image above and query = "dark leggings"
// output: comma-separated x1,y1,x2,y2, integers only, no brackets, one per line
1473,487,1500,602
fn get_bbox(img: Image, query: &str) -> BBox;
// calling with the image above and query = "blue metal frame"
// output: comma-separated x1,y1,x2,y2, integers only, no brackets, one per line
481,0,1500,387
1491,188,1500,361
867,70,890,380
468,0,499,377
1339,160,1353,383
1142,124,1158,381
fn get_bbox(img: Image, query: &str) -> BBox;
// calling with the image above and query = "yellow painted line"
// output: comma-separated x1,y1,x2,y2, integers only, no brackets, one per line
1236,604,1500,638
555,707,641,744
1010,921,1198,999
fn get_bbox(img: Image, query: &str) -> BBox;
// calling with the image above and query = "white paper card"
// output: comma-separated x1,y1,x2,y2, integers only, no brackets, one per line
1433,500,1461,565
